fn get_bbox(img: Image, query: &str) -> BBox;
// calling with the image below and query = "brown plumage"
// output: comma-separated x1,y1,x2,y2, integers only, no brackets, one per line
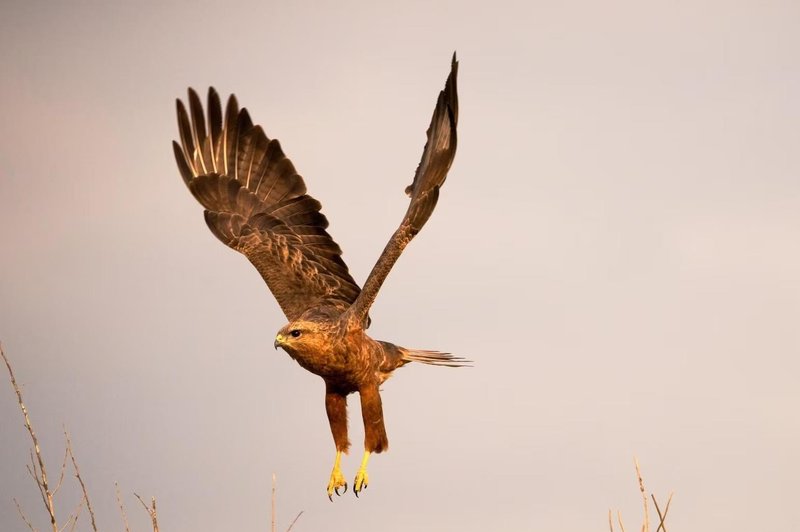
172,55,466,498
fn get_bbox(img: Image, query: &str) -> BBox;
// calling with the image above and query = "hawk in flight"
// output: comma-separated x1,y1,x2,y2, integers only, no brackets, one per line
172,55,465,498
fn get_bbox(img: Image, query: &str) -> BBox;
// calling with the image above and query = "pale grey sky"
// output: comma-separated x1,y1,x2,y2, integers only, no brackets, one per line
1,1,799,531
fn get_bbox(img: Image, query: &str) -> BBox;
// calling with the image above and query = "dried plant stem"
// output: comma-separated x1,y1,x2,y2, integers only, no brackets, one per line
2,344,58,532
64,428,98,531
285,511,304,532
272,473,277,532
135,493,160,532
608,509,614,532
115,482,132,532
61,498,84,532
617,510,626,532
52,447,70,497
652,492,674,532
13,497,37,532
634,457,649,532
662,493,673,525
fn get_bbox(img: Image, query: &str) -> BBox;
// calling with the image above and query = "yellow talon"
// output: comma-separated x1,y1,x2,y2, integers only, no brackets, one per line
326,451,347,500
353,451,370,497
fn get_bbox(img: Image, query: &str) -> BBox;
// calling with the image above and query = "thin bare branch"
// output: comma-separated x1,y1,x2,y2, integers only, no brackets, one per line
151,497,159,532
2,344,58,532
663,493,674,520
58,514,75,532
272,473,277,532
651,494,665,532
285,511,304,532
608,509,614,532
64,427,98,532
617,510,626,532
27,456,48,510
52,445,70,496
28,449,49,511
654,492,674,532
13,497,37,532
115,482,132,532
634,457,649,532
135,493,160,532
60,498,84,532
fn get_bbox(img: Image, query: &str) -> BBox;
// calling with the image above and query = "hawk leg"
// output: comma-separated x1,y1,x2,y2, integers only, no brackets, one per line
327,451,347,500
355,385,387,497
354,450,370,495
325,387,350,500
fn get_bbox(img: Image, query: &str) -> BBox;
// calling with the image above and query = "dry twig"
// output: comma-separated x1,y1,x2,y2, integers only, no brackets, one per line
52,447,70,497
135,492,160,532
64,427,98,531
115,482,132,532
271,473,303,532
2,343,58,532
13,497,37,532
634,457,649,532
286,511,304,532
652,492,673,532
60,497,84,532
272,473,277,532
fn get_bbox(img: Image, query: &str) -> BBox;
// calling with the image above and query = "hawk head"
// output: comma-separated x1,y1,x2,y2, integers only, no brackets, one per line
274,319,332,359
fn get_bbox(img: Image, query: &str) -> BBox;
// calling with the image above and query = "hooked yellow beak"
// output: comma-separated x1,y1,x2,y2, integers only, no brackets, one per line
274,334,286,350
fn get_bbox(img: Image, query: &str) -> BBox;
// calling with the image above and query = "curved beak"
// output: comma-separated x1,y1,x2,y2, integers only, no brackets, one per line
274,334,285,350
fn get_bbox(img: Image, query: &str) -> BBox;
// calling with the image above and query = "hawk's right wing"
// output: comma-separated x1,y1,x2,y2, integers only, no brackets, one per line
173,88,362,321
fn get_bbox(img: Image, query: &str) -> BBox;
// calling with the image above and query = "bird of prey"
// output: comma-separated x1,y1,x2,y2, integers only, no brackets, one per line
172,55,465,498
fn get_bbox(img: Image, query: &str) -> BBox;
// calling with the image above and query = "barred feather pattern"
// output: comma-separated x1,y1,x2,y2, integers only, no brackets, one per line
174,88,361,321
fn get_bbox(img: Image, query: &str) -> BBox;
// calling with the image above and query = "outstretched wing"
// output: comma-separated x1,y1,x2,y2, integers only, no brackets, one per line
345,54,459,325
173,88,361,321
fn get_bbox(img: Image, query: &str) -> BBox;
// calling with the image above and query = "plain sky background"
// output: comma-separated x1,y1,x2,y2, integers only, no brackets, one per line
1,0,799,530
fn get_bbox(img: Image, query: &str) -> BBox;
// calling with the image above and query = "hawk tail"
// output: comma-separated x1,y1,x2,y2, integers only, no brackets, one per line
399,348,471,368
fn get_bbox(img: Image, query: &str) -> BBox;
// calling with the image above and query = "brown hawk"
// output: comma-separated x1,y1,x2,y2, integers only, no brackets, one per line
172,55,465,498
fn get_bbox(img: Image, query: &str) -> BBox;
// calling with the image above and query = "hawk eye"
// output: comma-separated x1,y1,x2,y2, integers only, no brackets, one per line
290,329,302,338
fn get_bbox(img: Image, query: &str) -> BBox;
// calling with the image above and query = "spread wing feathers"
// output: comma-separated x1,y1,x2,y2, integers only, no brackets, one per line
173,88,361,320
345,54,459,325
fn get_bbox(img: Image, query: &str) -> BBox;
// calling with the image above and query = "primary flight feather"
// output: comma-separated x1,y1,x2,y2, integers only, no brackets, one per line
173,54,465,498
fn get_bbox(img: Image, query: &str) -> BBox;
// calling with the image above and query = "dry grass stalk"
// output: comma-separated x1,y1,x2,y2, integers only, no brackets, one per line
52,447,69,497
62,498,85,532
13,497,37,532
135,493,160,532
4,344,98,532
64,428,98,531
115,482,132,532
272,473,277,532
609,459,673,532
285,511,304,532
652,492,673,532
634,457,650,532
271,473,304,532
2,343,58,532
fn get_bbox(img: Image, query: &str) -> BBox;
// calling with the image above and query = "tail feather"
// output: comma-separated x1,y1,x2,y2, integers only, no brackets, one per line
400,348,471,368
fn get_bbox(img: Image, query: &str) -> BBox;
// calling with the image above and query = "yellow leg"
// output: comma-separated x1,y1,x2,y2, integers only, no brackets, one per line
353,450,370,496
326,451,347,501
